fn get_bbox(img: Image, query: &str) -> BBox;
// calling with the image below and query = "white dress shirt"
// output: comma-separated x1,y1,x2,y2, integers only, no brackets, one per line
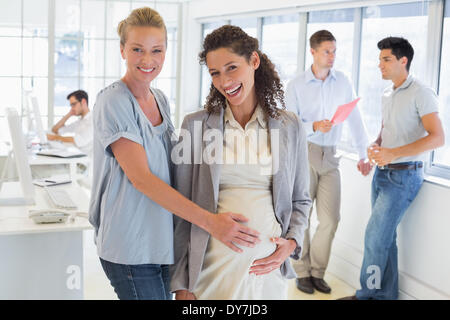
58,111,93,155
285,67,369,159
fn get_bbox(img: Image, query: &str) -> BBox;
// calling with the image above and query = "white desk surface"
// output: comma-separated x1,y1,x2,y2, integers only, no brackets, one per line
0,182,92,236
28,153,89,166
0,141,89,165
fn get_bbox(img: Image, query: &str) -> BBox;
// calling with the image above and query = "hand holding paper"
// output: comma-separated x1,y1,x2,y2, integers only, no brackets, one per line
331,97,361,124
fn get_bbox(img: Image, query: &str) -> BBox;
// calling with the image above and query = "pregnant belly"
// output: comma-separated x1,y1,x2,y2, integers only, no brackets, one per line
210,187,282,263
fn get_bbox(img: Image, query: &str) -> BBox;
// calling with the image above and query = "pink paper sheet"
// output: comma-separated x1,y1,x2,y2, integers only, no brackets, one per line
331,97,361,124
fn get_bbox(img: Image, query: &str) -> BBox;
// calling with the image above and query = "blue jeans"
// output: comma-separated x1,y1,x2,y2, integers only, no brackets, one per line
356,163,424,300
100,258,172,300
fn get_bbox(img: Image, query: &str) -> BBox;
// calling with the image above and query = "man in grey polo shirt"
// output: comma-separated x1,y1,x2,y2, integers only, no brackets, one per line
340,37,444,300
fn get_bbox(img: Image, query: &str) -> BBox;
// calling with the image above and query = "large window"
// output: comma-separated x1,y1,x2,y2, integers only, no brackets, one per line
54,0,179,119
433,0,450,170
0,0,49,141
261,14,299,88
0,0,180,141
358,2,429,141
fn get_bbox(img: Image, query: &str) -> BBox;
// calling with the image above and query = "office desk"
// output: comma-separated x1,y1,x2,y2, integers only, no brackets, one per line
0,141,90,184
0,182,92,299
28,153,90,185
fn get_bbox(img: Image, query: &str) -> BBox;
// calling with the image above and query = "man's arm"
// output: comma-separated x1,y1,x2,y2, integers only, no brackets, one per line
47,134,75,144
369,113,444,166
51,111,74,134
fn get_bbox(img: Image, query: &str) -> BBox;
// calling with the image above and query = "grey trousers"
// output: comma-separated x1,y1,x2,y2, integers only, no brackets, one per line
293,142,341,279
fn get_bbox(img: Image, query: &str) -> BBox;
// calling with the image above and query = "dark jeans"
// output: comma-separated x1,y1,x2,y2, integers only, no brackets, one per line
100,258,172,300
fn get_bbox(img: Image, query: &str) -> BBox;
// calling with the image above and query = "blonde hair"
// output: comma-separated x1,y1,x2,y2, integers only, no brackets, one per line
117,7,167,46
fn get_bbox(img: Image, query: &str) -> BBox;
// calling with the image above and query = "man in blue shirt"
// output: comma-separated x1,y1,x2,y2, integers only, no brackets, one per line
339,37,444,300
286,30,372,294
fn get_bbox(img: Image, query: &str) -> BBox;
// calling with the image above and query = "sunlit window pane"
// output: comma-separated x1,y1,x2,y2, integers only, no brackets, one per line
55,37,80,77
0,0,21,36
0,38,22,76
81,0,105,39
23,77,48,116
106,0,130,39
358,2,429,141
23,37,48,77
23,0,48,37
105,39,125,78
81,39,105,77
230,18,257,38
155,3,179,25
55,0,81,38
81,77,104,107
0,78,22,111
261,14,299,88
160,28,177,79
434,1,450,167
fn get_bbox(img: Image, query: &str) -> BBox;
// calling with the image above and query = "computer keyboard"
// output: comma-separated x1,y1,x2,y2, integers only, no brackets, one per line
44,187,78,209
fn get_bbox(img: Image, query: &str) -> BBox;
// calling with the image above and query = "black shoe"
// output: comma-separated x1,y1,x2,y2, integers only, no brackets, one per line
311,277,331,294
296,277,314,294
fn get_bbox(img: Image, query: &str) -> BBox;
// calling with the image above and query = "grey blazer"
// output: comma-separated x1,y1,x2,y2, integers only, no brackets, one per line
170,107,312,292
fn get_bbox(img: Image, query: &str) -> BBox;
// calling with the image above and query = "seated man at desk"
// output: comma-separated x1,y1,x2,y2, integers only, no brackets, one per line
47,90,93,155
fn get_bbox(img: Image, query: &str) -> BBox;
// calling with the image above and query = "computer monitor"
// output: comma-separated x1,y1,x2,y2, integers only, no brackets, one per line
23,92,47,145
30,96,48,145
0,108,36,206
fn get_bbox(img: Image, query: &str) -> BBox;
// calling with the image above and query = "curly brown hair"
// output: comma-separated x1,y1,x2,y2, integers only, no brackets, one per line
199,25,285,118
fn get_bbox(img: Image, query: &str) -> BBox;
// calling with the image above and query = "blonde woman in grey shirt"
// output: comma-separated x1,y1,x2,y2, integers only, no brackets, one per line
89,7,259,300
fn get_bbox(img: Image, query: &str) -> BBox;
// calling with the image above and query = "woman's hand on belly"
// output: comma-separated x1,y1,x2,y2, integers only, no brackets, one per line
249,237,297,276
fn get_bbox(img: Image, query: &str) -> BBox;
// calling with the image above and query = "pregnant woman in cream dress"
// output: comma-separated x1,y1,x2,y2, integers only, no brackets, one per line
171,25,311,300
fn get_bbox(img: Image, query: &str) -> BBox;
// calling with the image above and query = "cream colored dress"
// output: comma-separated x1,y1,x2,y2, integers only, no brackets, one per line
193,105,288,300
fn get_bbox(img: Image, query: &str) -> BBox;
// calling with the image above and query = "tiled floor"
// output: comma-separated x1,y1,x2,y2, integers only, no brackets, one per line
83,230,356,300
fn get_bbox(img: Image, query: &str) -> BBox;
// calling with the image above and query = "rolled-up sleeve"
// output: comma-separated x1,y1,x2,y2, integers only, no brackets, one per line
95,92,143,157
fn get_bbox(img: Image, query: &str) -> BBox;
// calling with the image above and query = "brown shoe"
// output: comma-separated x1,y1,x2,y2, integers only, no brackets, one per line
337,295,358,300
311,277,331,294
296,277,314,294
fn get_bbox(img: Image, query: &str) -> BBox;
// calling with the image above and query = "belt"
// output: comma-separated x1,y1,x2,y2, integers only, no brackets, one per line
379,162,423,170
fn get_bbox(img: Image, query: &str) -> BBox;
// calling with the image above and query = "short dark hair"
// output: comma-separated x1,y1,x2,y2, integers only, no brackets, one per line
67,90,88,105
377,37,414,71
309,30,336,49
